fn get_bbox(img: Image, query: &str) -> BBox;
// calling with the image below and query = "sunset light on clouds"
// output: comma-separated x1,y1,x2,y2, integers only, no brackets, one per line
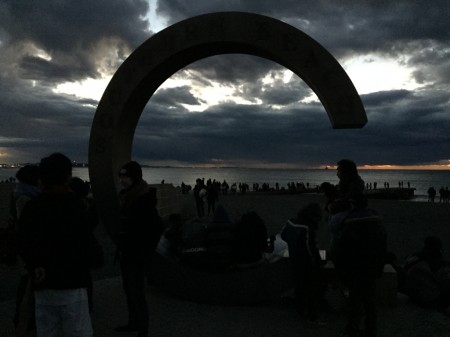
0,1,448,169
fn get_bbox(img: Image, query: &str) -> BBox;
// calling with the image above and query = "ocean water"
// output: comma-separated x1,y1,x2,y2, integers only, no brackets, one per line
2,167,449,202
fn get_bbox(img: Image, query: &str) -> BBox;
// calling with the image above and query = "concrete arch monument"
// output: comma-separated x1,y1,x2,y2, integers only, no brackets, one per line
88,12,367,239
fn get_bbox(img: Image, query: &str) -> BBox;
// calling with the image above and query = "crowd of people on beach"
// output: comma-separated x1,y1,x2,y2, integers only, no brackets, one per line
159,159,389,336
2,155,450,337
178,178,419,196
427,186,450,203
181,178,320,196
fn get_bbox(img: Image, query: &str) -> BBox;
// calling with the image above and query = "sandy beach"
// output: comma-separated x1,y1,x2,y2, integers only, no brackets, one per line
1,182,450,336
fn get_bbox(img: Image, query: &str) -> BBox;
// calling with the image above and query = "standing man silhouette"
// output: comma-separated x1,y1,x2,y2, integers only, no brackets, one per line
115,161,163,337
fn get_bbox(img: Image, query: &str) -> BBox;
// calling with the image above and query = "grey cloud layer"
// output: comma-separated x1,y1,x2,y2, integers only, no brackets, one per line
0,0,448,167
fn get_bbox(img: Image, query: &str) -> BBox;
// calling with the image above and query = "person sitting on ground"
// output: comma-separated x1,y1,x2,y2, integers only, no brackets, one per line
325,159,366,216
281,202,327,326
234,211,268,269
402,236,450,314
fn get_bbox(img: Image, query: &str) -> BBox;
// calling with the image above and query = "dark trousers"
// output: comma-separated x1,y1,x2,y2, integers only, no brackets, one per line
207,200,215,215
294,268,328,321
195,198,204,218
344,274,377,337
120,260,148,334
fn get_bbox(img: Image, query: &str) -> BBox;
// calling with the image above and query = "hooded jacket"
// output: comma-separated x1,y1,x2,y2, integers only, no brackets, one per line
118,180,163,262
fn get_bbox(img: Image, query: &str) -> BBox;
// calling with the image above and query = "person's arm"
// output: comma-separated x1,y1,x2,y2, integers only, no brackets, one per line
17,200,47,279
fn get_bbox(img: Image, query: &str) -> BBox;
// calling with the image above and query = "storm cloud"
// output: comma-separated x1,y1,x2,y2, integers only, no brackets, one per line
0,0,448,168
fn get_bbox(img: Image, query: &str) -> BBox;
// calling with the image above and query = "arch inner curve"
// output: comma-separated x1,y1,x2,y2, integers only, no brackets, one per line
88,12,367,239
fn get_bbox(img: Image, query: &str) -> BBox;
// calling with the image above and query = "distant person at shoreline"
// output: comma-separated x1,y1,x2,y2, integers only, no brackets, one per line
206,179,219,215
428,187,437,202
193,178,206,218
17,153,93,337
115,161,163,337
440,187,447,203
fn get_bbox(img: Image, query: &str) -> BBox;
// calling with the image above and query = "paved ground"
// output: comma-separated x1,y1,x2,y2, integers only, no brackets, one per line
2,192,450,336
2,275,450,337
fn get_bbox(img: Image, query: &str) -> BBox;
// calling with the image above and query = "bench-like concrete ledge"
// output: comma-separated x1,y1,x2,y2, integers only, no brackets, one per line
152,252,398,307
151,253,296,305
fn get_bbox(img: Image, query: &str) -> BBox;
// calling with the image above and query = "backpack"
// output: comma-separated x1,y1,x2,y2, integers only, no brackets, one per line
178,220,208,270
331,209,387,278
404,260,441,305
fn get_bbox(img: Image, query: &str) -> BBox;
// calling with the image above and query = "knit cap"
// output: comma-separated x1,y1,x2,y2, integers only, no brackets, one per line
119,161,142,182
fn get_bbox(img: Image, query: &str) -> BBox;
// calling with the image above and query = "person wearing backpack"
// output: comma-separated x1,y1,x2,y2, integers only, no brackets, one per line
327,159,387,337
281,203,328,327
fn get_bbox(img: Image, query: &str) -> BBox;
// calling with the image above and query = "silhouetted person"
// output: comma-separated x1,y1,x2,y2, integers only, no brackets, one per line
13,164,41,220
12,165,40,336
281,203,327,326
327,159,385,337
428,187,437,202
69,177,102,312
439,187,445,203
193,178,206,218
18,153,93,337
325,159,366,215
234,211,268,268
403,236,450,314
206,180,218,215
115,161,163,337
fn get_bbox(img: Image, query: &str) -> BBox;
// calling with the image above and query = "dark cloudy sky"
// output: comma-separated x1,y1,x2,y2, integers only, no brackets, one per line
0,0,449,168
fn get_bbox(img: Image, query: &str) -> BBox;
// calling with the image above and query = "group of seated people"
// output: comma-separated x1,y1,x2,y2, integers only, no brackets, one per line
157,205,274,271
156,198,450,325
156,202,329,324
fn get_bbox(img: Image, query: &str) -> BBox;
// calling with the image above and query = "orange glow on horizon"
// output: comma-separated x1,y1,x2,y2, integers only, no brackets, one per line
321,163,450,171
359,164,450,170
